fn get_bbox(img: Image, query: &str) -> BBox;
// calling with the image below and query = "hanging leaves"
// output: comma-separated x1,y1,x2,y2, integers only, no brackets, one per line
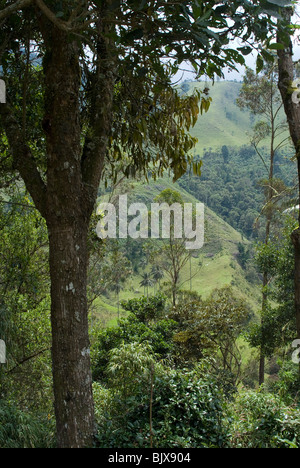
0,0,294,187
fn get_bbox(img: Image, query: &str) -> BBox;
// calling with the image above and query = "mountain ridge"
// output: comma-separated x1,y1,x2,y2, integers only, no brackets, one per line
183,80,253,151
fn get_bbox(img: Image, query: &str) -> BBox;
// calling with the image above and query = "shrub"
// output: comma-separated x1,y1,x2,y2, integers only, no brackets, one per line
92,314,177,381
228,390,300,448
0,400,55,448
95,357,228,448
267,360,300,407
146,367,228,448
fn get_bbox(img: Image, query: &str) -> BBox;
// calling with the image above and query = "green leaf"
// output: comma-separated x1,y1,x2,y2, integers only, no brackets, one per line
268,42,286,50
261,49,275,63
256,55,264,74
267,0,292,6
237,46,253,56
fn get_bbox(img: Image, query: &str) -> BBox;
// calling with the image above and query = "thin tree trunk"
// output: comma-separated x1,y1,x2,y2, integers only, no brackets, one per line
149,363,154,449
291,217,300,339
277,9,300,340
259,151,274,386
190,256,192,291
259,274,268,386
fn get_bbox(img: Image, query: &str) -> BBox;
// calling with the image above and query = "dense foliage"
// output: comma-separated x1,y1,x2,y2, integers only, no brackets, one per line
92,296,177,381
91,292,300,448
229,390,300,448
0,188,52,412
179,144,296,240
94,361,228,448
0,400,55,449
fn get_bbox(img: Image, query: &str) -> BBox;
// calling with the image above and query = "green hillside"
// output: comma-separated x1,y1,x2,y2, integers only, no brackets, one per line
93,176,262,327
185,80,253,151
93,80,296,327
183,80,290,153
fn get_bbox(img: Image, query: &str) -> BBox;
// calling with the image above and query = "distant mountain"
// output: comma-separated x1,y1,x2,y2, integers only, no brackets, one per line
182,80,254,152
181,80,290,153
177,80,296,240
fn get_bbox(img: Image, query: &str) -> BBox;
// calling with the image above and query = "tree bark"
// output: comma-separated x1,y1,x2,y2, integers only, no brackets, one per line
48,221,95,448
42,27,95,447
277,8,300,340
39,6,116,443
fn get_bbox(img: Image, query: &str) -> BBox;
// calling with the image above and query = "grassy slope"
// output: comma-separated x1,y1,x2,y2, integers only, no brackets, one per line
94,177,262,328
187,80,289,153
188,80,252,152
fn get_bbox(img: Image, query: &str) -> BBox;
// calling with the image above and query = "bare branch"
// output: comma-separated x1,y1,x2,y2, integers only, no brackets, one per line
0,0,33,21
7,348,50,374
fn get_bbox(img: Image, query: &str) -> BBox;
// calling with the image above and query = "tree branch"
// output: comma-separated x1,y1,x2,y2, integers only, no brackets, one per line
81,14,117,212
35,0,93,33
35,0,72,31
0,104,47,218
7,347,50,374
0,0,33,21
0,199,37,210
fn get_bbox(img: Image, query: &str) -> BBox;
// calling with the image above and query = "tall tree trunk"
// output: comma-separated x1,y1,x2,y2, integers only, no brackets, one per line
41,25,97,447
48,219,95,448
277,8,300,340
0,8,116,443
